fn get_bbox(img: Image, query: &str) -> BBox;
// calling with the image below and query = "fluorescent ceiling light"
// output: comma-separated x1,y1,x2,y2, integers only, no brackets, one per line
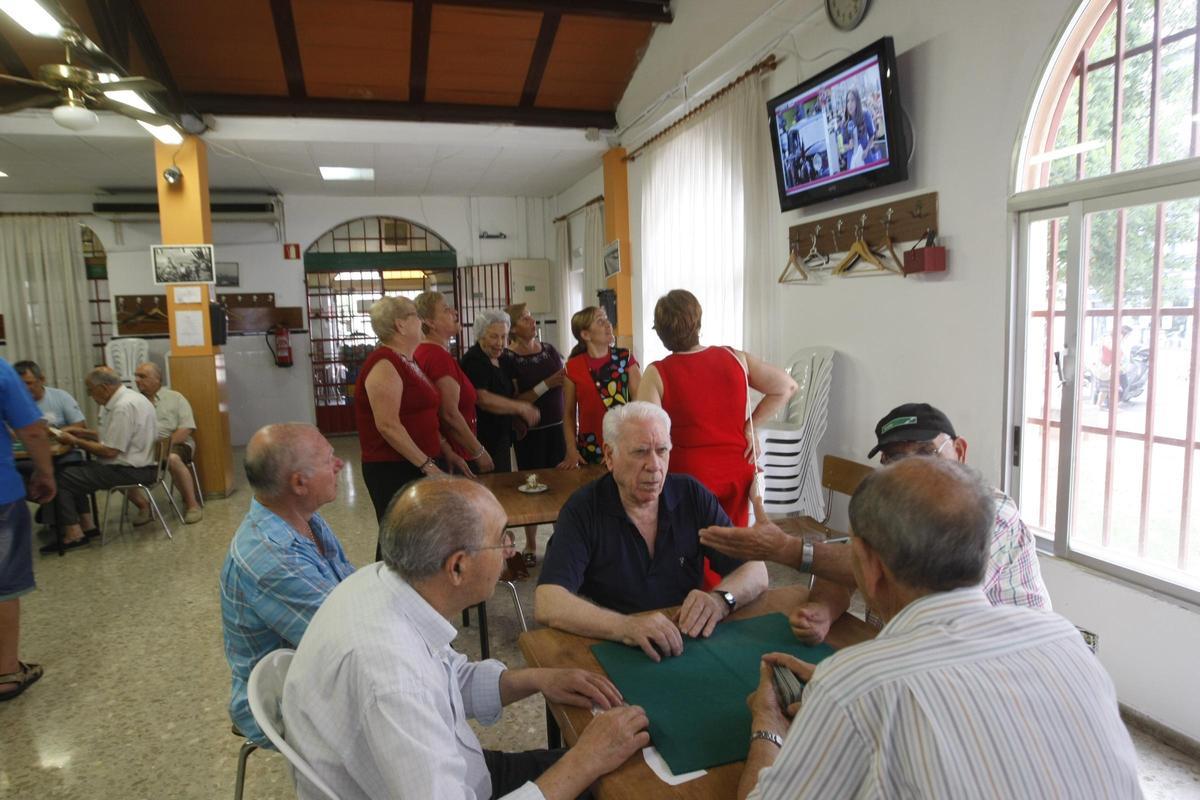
0,0,62,37
1028,140,1104,164
0,170,8,177
139,121,183,145
320,166,375,181
102,81,183,145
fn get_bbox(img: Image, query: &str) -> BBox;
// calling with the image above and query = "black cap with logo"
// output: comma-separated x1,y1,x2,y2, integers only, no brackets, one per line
867,403,957,459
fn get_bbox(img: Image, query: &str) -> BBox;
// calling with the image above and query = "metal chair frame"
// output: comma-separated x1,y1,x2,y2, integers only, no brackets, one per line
102,437,183,543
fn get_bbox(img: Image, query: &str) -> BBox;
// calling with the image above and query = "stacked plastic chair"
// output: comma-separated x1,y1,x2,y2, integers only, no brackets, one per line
754,347,835,519
104,338,149,387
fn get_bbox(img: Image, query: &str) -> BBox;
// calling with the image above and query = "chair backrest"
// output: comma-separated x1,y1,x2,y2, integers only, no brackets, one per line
153,437,173,481
822,455,874,497
105,338,149,387
247,649,341,800
782,347,835,426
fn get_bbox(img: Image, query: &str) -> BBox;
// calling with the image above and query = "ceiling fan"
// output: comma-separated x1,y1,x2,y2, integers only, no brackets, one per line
0,34,171,132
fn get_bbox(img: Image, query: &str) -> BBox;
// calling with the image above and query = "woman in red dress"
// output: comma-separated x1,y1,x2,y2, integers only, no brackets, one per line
558,306,641,468
637,289,797,527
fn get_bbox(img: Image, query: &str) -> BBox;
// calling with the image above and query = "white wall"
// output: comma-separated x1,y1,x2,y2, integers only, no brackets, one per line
581,0,1200,742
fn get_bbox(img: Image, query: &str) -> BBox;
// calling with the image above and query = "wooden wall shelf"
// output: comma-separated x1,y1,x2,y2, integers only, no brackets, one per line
117,293,304,336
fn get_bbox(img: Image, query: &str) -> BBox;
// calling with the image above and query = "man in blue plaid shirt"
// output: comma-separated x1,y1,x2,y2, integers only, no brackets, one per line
220,423,356,745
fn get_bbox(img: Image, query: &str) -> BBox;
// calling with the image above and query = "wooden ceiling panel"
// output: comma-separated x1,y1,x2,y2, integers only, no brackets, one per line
293,0,411,101
425,6,540,107
536,16,652,111
137,0,287,95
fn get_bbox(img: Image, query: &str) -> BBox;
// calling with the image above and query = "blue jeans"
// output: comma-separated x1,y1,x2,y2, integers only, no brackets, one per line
0,500,34,601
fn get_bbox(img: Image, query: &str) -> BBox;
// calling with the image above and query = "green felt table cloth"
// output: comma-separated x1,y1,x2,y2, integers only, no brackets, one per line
590,612,835,775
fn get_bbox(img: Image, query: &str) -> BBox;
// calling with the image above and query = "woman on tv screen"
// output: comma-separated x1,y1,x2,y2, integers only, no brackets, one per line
839,88,877,169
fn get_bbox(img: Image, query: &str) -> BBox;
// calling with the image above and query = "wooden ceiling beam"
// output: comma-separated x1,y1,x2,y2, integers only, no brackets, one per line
410,0,432,104
0,27,31,79
189,93,616,129
269,0,306,98
126,0,187,114
426,0,670,23
520,11,560,108
85,0,131,69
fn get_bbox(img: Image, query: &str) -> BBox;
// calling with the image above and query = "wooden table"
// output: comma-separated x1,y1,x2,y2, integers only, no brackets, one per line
473,464,607,526
518,584,876,799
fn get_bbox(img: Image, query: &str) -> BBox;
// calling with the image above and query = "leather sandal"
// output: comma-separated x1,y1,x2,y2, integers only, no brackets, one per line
0,661,44,702
523,550,537,568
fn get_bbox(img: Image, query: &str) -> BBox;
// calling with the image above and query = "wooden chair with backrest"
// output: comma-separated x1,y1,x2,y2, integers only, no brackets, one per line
788,455,874,539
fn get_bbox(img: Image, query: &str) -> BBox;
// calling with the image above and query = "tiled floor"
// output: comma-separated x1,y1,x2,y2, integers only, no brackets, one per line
2,436,1199,798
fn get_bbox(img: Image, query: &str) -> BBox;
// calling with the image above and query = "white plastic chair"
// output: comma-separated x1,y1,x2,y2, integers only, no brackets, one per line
105,338,149,387
248,649,341,800
755,347,835,519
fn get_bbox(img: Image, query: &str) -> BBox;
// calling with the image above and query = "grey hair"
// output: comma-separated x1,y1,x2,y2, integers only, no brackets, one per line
12,360,43,380
602,401,671,455
244,423,320,497
848,458,994,593
472,309,510,343
135,361,162,380
86,367,123,387
380,476,490,580
368,296,418,341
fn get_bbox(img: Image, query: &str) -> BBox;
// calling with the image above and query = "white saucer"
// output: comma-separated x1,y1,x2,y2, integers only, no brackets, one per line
517,483,549,494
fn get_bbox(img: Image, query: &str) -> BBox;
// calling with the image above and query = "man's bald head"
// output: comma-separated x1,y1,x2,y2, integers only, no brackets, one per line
244,423,326,498
380,477,499,581
848,457,994,594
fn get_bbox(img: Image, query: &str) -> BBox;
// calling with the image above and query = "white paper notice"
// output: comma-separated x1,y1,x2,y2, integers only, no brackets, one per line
642,746,706,785
175,310,205,347
173,286,202,304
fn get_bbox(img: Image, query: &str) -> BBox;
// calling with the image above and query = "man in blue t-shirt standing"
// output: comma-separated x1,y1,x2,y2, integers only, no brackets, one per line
0,357,57,702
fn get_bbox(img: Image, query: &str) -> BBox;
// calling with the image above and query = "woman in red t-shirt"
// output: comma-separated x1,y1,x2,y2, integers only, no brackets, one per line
355,296,469,558
413,291,494,474
558,306,641,468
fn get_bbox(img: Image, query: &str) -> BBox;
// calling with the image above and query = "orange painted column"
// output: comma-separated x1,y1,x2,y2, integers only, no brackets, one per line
155,136,235,497
602,148,634,347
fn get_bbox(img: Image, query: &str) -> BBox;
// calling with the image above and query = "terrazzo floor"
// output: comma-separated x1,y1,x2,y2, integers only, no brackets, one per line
1,436,1198,799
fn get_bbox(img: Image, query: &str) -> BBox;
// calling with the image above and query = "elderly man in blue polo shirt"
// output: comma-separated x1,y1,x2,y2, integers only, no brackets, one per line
219,422,355,745
535,402,768,661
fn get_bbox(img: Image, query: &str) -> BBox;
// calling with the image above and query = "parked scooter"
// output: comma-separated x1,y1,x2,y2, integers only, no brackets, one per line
1084,345,1150,407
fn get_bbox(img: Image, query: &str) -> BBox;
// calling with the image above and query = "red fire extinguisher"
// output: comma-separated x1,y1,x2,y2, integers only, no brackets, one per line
266,324,293,367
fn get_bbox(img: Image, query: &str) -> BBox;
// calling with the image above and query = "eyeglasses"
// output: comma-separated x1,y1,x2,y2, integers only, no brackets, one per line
879,437,954,465
468,530,516,553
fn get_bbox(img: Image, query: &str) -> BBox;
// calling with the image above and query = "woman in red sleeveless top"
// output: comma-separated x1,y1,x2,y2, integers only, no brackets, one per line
638,290,797,527
355,296,469,558
558,306,641,468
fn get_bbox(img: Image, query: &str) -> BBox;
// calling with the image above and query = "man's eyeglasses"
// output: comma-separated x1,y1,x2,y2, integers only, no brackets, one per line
879,437,954,465
468,530,516,553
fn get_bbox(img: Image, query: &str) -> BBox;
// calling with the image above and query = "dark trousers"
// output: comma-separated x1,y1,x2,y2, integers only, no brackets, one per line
484,748,594,799
54,462,155,527
362,460,425,561
514,423,566,471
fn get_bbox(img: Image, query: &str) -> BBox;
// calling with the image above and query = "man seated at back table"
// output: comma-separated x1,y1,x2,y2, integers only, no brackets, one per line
736,458,1140,799
701,402,1050,643
133,361,203,524
535,402,768,661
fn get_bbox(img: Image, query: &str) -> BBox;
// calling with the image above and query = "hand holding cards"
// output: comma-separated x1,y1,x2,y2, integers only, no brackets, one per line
772,662,805,709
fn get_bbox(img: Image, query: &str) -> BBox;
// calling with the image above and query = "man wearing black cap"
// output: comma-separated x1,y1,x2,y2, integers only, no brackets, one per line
700,402,1050,644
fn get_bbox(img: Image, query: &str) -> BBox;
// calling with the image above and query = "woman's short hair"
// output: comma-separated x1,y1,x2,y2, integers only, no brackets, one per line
473,308,510,343
602,401,672,455
653,289,702,352
504,302,527,342
369,296,418,341
414,291,445,335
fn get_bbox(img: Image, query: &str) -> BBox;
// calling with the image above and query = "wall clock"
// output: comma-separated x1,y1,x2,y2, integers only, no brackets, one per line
826,0,871,31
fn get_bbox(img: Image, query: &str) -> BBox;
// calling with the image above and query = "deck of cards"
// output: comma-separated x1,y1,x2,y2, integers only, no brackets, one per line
771,663,805,708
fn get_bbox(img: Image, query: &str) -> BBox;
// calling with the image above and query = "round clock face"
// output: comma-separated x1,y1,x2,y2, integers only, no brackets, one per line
826,0,871,31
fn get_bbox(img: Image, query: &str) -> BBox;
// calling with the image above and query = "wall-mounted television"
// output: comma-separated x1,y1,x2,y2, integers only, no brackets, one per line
767,36,908,211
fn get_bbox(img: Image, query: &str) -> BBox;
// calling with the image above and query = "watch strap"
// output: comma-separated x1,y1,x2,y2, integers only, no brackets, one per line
750,729,785,748
799,540,815,573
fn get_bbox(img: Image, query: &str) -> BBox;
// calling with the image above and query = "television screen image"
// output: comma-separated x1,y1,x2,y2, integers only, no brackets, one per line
767,37,908,210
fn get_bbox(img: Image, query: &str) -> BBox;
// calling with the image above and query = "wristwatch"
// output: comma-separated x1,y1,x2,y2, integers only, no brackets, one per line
750,729,785,748
798,540,814,573
713,589,736,613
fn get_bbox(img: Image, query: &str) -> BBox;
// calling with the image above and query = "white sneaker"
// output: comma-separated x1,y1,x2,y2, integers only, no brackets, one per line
184,507,203,524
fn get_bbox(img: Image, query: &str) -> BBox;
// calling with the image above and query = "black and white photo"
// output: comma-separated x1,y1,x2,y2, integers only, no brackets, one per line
152,244,215,285
215,261,240,287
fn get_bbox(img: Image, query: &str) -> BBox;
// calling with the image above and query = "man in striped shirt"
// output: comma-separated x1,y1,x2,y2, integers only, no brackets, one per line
737,458,1141,799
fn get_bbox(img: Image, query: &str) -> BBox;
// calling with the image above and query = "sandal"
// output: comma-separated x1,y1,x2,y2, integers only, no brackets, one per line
502,553,530,582
0,661,43,702
523,550,537,568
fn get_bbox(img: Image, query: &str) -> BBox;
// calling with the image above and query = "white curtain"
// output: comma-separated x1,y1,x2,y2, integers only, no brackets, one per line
637,76,770,365
582,204,606,308
0,217,92,408
553,219,574,353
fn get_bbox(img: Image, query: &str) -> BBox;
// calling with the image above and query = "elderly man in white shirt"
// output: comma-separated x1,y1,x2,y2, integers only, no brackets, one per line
133,361,202,524
51,368,158,551
736,458,1141,800
283,476,651,800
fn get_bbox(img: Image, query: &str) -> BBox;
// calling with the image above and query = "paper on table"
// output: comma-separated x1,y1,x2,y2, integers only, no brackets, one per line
175,309,205,347
590,705,706,786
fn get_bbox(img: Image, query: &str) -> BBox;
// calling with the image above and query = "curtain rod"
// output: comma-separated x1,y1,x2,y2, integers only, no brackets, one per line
624,54,779,162
552,195,604,224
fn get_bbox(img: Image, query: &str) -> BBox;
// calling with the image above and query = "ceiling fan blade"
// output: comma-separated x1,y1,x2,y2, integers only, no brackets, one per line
95,76,167,94
0,92,60,114
93,95,172,126
0,74,53,90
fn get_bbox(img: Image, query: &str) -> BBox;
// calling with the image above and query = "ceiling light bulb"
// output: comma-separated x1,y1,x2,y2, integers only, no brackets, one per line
320,166,374,181
0,0,62,37
52,103,99,131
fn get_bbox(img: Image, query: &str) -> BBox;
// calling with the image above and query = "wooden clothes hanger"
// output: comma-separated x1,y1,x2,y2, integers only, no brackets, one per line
878,209,904,273
778,245,810,283
832,215,889,274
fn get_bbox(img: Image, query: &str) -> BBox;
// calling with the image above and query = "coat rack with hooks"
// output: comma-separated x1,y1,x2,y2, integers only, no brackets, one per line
782,191,940,282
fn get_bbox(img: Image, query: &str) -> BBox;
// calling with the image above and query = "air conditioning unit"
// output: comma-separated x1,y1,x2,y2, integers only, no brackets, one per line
91,193,283,224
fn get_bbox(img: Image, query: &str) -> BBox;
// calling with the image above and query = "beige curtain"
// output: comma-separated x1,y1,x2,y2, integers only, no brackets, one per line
0,217,92,412
582,204,606,308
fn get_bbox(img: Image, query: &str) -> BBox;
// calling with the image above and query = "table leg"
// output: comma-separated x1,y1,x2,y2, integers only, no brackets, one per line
545,702,561,749
477,602,489,659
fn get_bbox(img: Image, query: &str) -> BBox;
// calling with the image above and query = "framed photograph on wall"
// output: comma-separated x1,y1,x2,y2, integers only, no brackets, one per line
215,262,240,287
603,240,621,278
152,244,215,285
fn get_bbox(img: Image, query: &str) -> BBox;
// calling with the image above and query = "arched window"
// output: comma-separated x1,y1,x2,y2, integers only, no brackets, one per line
81,225,112,366
1011,0,1200,602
